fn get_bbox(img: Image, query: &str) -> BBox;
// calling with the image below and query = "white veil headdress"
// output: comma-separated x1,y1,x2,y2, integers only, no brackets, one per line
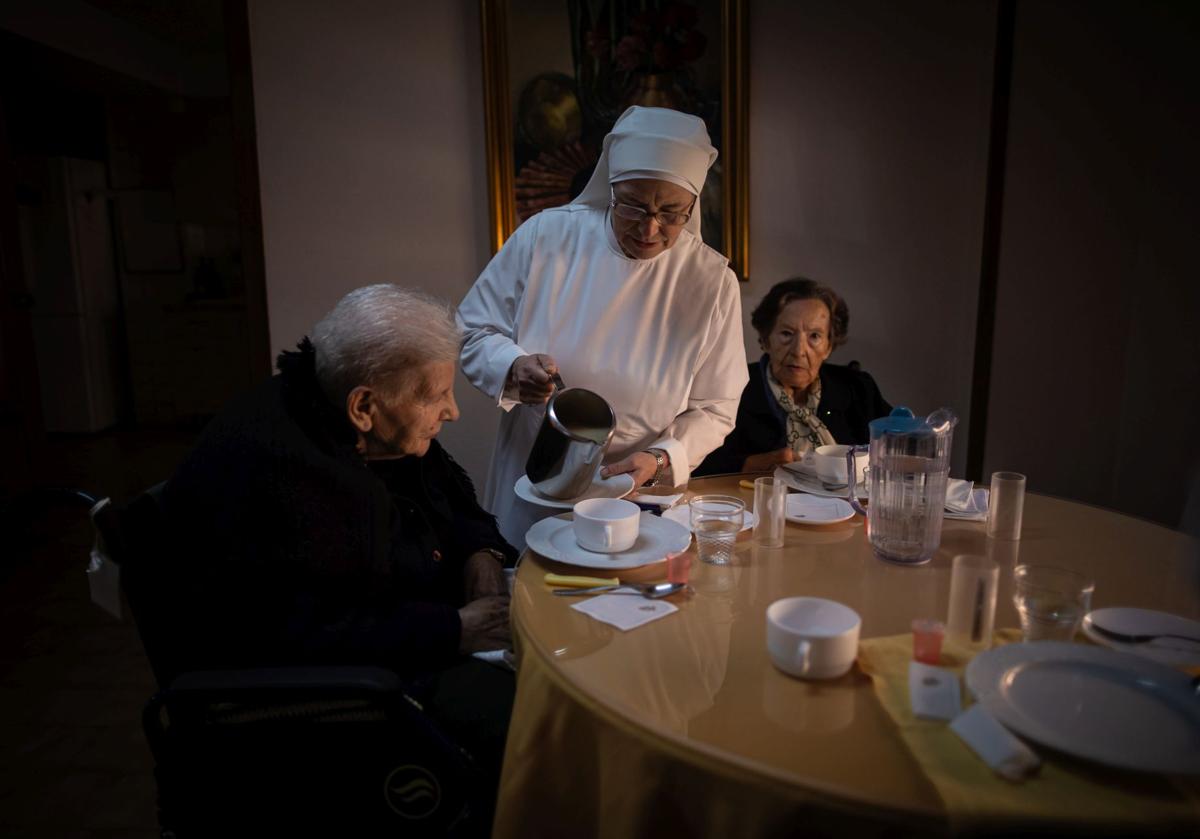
570,106,717,240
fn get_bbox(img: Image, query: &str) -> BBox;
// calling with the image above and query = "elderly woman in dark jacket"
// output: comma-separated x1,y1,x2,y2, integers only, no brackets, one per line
697,278,892,475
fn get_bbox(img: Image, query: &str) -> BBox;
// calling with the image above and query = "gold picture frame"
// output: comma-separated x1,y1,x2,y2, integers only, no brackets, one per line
480,0,749,280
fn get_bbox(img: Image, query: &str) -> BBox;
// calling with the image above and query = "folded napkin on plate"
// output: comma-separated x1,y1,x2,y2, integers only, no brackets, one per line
944,479,989,521
627,490,685,508
571,593,678,630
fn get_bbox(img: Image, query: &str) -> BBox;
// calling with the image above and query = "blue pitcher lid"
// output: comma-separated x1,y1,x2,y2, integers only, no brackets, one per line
869,406,958,438
870,407,926,436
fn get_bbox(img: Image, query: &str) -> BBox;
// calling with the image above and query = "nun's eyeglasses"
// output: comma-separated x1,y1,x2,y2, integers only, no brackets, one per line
610,187,695,227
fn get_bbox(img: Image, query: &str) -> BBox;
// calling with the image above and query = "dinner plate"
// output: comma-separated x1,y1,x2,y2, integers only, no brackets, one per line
514,472,636,510
776,465,868,500
661,505,757,533
525,512,691,570
1081,608,1200,670
785,493,856,525
965,642,1200,774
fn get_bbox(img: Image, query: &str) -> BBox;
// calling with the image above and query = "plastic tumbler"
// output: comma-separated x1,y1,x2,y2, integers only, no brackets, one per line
911,619,945,665
945,554,999,649
753,477,787,548
988,472,1026,540
666,550,692,585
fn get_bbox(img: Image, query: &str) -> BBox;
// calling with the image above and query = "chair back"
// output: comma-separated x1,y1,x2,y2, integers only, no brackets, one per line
92,484,482,836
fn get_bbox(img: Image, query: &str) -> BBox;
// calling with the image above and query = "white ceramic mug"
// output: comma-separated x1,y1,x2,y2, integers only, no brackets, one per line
813,444,869,488
766,597,861,679
573,498,640,553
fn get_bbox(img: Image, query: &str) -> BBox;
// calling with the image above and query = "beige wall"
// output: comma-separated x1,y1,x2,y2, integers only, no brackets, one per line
247,0,1198,527
746,1,995,474
248,0,997,486
249,0,501,481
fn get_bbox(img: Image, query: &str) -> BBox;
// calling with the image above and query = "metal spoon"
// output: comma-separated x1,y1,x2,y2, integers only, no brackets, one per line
1087,621,1200,646
553,582,684,598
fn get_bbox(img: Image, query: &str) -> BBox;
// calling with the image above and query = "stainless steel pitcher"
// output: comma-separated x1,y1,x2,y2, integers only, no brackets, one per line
524,387,616,500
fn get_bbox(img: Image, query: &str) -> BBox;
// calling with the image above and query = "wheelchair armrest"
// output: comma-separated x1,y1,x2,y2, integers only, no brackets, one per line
167,665,403,696
143,666,428,765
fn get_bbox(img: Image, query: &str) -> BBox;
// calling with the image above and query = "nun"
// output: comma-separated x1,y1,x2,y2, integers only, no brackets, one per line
457,106,748,548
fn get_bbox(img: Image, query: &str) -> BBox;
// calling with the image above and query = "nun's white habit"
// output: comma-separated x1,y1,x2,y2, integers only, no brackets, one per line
457,107,748,548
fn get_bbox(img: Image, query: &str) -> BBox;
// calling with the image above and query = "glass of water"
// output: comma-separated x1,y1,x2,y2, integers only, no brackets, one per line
689,495,744,565
1012,564,1094,642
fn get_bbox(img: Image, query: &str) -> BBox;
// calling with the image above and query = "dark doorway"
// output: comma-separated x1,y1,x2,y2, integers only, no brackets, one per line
0,1,268,503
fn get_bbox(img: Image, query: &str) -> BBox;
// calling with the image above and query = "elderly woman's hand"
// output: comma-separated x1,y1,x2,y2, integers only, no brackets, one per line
508,354,560,404
742,449,796,473
601,451,661,487
458,595,511,653
463,550,508,601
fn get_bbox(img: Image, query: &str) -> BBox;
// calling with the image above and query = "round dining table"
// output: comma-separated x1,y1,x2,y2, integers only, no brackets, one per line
492,474,1200,838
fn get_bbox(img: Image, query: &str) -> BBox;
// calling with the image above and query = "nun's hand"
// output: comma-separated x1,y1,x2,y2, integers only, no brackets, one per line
508,354,559,404
601,451,659,487
742,448,796,473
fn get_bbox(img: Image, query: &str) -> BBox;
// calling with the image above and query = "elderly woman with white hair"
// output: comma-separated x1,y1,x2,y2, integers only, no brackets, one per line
165,284,515,668
160,285,517,819
458,106,748,547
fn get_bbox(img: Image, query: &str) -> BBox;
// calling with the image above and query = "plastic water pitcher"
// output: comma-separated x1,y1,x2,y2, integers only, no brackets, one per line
846,407,957,565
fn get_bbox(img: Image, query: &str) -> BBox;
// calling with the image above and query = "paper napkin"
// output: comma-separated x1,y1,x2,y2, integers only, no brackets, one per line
908,661,962,721
472,649,517,670
945,480,989,521
627,490,685,508
571,593,679,630
950,704,1042,781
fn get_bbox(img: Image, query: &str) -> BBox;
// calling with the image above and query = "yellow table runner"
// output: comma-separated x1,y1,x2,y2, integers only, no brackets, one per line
857,630,1200,832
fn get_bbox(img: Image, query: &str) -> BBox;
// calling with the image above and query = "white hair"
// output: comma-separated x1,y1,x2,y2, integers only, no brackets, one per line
311,284,460,405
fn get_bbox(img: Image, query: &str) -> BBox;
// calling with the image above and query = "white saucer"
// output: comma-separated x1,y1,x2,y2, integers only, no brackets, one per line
966,641,1200,774
785,493,856,525
661,505,757,533
776,465,868,500
514,472,636,510
524,512,692,570
1081,608,1200,669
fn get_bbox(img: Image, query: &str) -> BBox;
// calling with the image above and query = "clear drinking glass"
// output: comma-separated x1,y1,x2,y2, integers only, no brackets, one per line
946,554,999,649
987,472,1027,540
1012,564,1094,642
689,495,744,565
753,476,787,548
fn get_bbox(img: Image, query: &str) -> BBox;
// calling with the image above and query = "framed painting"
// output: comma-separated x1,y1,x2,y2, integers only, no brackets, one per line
481,0,749,279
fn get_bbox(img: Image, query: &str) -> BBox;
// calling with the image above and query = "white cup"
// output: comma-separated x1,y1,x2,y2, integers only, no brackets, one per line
813,444,869,489
573,498,640,553
766,597,861,680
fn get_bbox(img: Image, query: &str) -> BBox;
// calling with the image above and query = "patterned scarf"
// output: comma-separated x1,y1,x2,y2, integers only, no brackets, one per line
765,363,836,456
